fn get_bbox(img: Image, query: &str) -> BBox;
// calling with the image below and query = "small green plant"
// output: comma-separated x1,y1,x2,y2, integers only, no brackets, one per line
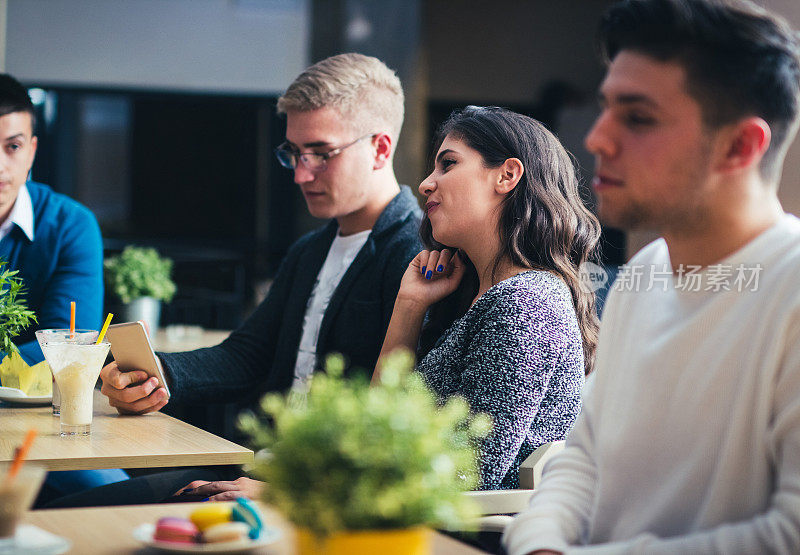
104,246,176,304
238,350,491,538
0,259,36,356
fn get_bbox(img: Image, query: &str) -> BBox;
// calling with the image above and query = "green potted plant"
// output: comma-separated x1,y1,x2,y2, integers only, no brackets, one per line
104,246,176,333
238,350,491,555
0,259,40,391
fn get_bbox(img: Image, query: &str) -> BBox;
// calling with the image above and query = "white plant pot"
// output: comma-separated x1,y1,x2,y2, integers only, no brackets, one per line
121,297,162,334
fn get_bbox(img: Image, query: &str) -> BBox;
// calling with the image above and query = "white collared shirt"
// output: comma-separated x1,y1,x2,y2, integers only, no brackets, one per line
0,184,34,242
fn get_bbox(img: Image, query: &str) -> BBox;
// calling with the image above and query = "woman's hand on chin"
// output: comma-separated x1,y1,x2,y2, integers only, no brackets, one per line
396,249,466,310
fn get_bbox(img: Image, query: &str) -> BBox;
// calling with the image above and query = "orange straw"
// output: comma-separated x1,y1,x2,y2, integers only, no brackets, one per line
69,301,76,339
7,429,37,482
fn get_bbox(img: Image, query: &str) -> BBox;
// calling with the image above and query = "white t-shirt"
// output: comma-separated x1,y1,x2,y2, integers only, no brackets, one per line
505,214,800,554
289,229,371,400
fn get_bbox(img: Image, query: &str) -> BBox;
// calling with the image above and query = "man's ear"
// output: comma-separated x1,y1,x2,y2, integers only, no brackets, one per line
372,133,393,170
495,158,524,194
27,135,38,171
716,117,770,174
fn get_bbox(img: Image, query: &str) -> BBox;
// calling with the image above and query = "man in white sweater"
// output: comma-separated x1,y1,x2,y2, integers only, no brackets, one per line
504,0,800,553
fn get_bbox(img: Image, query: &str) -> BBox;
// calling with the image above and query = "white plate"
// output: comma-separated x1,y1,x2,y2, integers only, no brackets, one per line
132,523,281,553
9,524,71,554
0,386,51,406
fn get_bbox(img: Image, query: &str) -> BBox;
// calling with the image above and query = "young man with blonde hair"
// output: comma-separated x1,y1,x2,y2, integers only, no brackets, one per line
277,52,404,142
505,0,800,553
75,53,422,507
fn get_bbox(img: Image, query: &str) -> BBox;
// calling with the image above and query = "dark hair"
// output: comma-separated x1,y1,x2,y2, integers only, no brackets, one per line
0,74,35,132
419,106,602,375
599,0,800,181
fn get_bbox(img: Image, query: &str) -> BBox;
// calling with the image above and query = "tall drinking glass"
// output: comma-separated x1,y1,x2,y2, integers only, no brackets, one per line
35,329,110,436
35,329,71,415
0,463,47,550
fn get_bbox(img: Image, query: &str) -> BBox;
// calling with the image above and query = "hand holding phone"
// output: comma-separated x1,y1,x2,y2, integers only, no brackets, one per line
99,321,171,415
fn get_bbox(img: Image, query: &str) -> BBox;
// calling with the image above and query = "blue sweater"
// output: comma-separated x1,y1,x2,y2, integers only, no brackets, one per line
0,181,103,365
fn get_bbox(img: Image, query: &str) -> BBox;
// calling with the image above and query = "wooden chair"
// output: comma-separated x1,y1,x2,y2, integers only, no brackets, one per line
463,440,565,533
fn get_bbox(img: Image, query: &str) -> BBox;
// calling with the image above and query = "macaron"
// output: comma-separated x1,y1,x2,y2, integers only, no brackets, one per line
202,521,250,543
189,503,233,531
231,497,264,539
153,517,198,544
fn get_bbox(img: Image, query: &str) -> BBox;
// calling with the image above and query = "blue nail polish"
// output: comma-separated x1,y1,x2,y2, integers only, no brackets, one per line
421,266,426,275
426,270,432,279
201,497,210,502
437,265,443,272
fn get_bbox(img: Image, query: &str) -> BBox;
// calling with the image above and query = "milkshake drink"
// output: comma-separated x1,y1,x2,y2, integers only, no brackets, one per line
34,330,97,416
35,330,110,436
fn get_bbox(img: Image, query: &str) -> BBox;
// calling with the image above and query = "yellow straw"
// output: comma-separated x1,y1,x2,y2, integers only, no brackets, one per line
96,313,113,344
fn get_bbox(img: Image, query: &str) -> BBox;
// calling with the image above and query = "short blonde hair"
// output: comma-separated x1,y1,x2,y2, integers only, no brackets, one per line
277,53,404,141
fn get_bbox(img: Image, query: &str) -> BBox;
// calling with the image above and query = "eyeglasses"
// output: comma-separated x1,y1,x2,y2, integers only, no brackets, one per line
274,133,376,172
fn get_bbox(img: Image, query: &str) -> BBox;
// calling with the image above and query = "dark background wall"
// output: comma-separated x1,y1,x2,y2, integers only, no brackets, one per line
5,0,800,330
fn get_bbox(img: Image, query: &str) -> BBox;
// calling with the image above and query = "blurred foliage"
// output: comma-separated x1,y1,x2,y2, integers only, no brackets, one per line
104,246,176,304
0,259,36,356
238,349,492,537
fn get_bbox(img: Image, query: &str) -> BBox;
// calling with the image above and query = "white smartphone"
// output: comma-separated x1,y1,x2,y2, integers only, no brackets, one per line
105,321,171,399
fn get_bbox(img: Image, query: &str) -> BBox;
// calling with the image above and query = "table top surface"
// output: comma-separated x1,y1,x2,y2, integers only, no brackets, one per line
153,328,231,353
0,390,253,471
22,502,485,554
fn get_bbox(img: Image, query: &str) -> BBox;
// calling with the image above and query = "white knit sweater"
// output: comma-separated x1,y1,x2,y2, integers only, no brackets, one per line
505,214,800,555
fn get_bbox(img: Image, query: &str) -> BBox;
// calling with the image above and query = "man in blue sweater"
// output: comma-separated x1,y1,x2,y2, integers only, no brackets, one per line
0,74,128,498
0,74,103,365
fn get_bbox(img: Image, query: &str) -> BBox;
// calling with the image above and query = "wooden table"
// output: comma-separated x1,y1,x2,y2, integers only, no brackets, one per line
153,327,231,353
0,390,253,471
22,502,485,554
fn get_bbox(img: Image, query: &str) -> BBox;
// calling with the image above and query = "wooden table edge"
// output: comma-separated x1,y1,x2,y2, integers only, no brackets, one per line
27,450,254,471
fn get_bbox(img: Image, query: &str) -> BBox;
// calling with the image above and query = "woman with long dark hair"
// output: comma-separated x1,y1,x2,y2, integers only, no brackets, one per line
375,106,601,489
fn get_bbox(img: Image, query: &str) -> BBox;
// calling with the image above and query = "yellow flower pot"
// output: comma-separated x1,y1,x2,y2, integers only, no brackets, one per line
296,526,432,555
